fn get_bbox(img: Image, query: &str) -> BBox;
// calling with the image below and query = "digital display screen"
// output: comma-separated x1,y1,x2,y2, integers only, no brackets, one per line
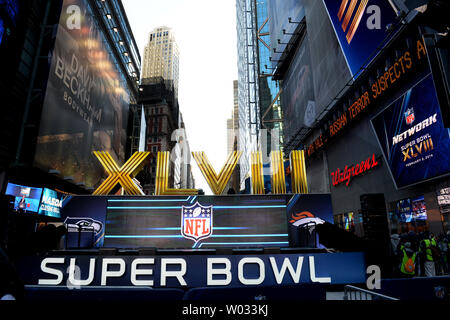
411,196,427,221
103,195,290,249
5,183,43,213
371,74,450,188
34,0,130,189
38,188,64,218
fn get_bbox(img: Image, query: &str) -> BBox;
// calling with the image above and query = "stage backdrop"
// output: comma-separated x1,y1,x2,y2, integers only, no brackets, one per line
60,195,335,249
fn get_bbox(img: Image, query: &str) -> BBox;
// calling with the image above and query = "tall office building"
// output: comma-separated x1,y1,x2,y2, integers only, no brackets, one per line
226,80,240,155
141,26,180,94
226,80,240,192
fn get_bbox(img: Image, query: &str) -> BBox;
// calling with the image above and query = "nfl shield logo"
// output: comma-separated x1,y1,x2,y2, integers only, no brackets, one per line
181,202,213,243
404,108,415,125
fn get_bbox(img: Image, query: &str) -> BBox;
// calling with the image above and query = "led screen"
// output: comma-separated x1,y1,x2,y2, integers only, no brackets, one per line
103,195,290,249
5,183,43,213
371,74,450,188
34,0,130,189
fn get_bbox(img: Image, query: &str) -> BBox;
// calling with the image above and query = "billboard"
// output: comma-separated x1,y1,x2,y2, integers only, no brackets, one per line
282,36,315,143
267,0,305,68
323,0,399,76
5,183,43,213
371,74,450,188
34,0,130,189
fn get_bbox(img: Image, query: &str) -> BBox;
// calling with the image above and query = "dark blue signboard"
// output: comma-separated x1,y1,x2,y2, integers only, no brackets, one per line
371,74,450,188
323,0,399,76
17,252,366,288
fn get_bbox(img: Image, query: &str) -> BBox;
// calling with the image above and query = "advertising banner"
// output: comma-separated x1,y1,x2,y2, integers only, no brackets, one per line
282,36,315,143
34,0,130,189
17,252,366,288
371,74,450,188
323,0,399,76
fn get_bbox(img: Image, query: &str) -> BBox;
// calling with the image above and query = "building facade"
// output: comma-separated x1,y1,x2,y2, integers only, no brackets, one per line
141,26,180,95
137,78,194,194
267,1,450,242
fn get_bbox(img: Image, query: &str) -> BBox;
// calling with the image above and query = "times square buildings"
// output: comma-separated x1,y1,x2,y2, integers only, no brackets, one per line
236,0,450,243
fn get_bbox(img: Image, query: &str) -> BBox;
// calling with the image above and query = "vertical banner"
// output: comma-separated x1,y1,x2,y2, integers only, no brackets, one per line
34,0,130,189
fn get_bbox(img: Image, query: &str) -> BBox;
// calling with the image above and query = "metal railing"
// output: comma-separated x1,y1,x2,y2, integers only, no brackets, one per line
343,285,399,301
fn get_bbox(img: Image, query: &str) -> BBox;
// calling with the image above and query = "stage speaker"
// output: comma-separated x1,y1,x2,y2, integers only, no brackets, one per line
360,194,390,243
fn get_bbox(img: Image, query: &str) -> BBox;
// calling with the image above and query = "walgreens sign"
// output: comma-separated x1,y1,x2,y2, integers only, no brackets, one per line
331,154,380,187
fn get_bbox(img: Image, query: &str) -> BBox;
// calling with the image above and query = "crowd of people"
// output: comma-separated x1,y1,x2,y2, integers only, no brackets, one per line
390,230,450,278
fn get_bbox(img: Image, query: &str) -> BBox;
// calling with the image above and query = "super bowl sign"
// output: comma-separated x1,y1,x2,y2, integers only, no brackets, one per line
371,74,450,188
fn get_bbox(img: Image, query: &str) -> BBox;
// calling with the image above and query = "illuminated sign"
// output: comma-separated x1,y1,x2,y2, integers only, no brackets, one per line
437,188,450,206
371,74,450,188
93,151,150,196
331,154,379,187
39,188,64,218
307,38,428,158
94,149,308,196
16,252,366,288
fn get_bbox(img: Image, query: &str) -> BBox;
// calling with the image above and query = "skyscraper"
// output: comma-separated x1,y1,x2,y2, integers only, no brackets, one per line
226,80,240,156
141,26,180,94
236,0,283,190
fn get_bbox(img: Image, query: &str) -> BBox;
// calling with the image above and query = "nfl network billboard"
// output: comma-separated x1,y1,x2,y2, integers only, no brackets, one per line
371,74,450,189
323,0,399,77
34,0,130,189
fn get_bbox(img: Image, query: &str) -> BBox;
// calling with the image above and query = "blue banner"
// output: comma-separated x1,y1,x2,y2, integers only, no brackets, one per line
323,0,399,76
17,252,366,288
370,74,450,188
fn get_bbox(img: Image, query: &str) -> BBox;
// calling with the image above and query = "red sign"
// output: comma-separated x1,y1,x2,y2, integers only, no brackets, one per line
331,154,379,187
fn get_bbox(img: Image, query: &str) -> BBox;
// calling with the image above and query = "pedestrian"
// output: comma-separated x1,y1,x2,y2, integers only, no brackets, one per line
399,242,417,278
390,233,401,275
419,232,440,277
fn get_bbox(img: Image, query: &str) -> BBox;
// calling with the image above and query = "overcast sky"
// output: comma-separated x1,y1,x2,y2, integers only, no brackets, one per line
121,0,238,194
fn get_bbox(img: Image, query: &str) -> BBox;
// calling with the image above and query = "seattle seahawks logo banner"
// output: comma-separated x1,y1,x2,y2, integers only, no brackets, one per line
181,202,213,243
